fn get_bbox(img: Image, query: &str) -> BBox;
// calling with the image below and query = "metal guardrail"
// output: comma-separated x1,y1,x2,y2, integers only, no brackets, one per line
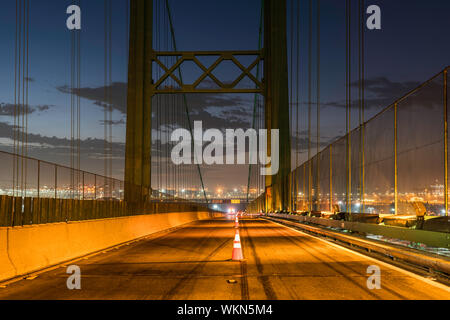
267,213,450,249
249,67,450,217
0,149,200,203
0,194,213,228
265,215,450,277
0,149,212,227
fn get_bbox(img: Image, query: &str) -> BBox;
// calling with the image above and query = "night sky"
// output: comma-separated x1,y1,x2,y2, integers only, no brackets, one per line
0,0,449,194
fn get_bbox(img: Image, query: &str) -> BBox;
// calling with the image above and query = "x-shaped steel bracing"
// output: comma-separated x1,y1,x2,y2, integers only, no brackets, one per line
151,50,264,95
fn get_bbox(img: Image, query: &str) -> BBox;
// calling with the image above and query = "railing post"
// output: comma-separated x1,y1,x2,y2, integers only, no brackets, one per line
82,171,85,200
37,160,40,200
394,103,398,215
361,122,365,214
303,164,306,211
347,134,352,215
293,172,296,212
296,170,299,212
296,168,299,212
329,145,333,212
308,159,312,212
317,155,320,212
444,69,448,216
54,164,57,199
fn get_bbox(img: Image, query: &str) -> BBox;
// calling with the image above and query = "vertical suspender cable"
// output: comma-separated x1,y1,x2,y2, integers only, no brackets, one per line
156,0,161,196
316,0,320,211
17,0,22,200
165,0,208,204
24,0,29,197
70,1,74,199
13,0,18,203
11,0,19,208
109,0,113,190
102,0,112,197
289,0,294,210
358,0,362,212
78,0,81,199
360,0,365,213
11,0,30,223
104,0,108,194
70,0,81,200
295,0,300,212
21,0,25,198
345,0,349,213
308,0,312,212
163,5,167,196
346,0,352,213
247,0,264,203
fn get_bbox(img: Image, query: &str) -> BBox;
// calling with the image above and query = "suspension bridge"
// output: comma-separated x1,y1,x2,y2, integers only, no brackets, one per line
0,0,448,300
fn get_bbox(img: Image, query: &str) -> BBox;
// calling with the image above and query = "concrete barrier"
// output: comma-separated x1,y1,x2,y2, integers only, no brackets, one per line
0,211,222,282
266,216,450,276
267,213,450,249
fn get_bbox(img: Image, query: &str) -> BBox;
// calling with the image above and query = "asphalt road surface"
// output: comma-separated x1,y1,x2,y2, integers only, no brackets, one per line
0,217,449,300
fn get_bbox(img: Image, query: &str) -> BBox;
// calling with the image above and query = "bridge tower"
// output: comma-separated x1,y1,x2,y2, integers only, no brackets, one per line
125,0,291,211
125,0,153,202
264,0,291,212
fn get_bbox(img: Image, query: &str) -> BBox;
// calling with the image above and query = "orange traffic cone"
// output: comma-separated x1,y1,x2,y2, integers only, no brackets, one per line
235,216,239,228
232,229,244,261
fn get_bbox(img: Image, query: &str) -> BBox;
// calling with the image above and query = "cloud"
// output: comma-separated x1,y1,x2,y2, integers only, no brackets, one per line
59,81,255,130
0,103,53,116
35,105,51,112
0,121,124,158
57,82,127,114
322,76,442,111
99,119,125,126
290,134,341,154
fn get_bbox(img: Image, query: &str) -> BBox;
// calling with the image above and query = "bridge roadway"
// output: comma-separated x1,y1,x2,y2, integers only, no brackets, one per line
0,217,449,300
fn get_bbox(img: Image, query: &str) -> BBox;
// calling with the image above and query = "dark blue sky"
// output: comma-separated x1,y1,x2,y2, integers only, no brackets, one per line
0,0,448,190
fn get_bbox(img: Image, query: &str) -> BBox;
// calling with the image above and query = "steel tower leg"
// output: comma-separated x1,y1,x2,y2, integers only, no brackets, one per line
264,0,291,212
125,0,153,203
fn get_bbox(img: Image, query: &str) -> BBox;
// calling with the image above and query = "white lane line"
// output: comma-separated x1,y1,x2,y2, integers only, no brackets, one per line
267,219,450,293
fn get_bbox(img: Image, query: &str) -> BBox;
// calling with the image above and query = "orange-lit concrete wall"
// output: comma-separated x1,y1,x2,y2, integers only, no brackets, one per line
0,211,222,282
